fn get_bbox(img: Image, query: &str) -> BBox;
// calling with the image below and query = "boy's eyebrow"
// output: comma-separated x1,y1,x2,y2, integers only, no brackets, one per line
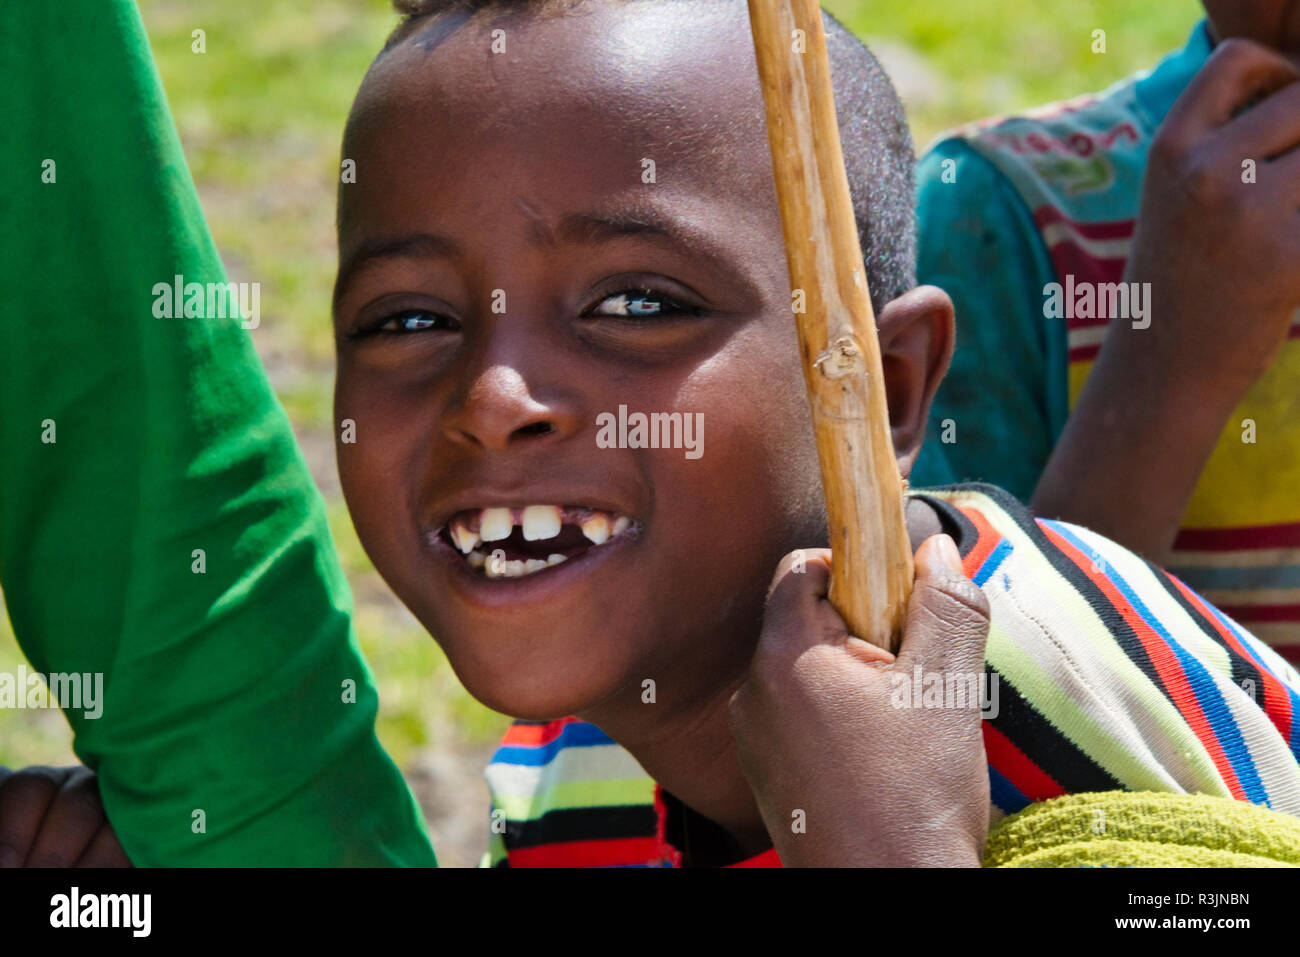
334,232,460,307
553,208,737,275
556,209,686,246
334,206,745,307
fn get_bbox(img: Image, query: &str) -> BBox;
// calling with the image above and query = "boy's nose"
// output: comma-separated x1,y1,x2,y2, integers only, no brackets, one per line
442,363,579,451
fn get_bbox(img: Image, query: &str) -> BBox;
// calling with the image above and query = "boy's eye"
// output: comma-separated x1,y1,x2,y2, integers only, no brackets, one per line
586,289,700,320
375,309,459,333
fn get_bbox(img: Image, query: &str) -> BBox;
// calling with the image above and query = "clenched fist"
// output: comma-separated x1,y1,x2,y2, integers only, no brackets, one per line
729,535,992,867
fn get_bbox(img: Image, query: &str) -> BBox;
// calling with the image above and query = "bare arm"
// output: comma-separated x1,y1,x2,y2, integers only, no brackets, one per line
1033,39,1300,559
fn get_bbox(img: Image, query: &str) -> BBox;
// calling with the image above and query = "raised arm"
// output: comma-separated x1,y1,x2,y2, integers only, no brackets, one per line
0,0,436,866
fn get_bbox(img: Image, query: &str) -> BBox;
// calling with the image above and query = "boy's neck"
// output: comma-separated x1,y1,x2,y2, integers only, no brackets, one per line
584,494,947,863
609,673,774,860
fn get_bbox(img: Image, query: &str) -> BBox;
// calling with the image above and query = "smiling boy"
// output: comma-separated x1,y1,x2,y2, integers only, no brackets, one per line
332,0,1300,866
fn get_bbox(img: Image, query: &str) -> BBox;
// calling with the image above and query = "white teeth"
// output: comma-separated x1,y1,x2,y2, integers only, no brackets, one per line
479,548,534,580
450,521,480,554
521,505,562,541
485,556,527,580
466,549,566,578
457,508,631,579
580,514,610,545
479,507,513,542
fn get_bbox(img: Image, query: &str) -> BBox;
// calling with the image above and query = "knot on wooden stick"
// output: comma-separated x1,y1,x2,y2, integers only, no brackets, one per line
813,335,866,379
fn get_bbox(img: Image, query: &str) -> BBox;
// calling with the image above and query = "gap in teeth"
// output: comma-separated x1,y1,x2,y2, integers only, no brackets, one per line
448,505,633,558
453,504,635,580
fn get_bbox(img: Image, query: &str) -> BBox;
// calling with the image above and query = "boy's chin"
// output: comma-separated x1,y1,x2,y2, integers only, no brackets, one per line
440,640,639,723
458,673,621,724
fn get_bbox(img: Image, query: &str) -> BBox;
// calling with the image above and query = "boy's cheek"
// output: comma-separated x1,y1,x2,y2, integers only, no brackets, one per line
334,406,429,582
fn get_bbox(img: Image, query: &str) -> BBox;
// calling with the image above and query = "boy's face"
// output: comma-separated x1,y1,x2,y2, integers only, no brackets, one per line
333,5,908,720
1204,1,1300,52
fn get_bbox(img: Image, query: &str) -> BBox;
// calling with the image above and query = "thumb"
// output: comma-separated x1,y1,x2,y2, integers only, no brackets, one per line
895,534,991,677
764,548,833,615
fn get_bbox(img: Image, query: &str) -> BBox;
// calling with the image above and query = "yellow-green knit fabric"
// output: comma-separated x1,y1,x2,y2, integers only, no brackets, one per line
983,791,1300,867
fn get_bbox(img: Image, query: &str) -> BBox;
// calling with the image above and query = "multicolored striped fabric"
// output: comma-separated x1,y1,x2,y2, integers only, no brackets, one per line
482,485,1300,866
911,21,1300,657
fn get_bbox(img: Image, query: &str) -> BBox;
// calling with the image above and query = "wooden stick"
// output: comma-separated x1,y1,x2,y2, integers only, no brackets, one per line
747,0,913,652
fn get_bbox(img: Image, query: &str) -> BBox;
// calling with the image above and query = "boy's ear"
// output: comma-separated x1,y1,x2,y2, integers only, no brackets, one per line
876,285,955,478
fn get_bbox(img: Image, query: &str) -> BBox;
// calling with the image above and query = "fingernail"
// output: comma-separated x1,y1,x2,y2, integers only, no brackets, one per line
933,534,963,574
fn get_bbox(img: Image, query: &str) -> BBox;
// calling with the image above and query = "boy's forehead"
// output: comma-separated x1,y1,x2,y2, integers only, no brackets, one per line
373,2,758,106
343,3,775,225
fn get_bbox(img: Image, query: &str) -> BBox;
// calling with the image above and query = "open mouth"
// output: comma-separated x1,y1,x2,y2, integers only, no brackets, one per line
437,505,633,580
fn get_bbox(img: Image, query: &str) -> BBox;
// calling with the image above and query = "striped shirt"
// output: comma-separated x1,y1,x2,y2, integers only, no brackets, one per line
482,485,1300,866
910,20,1300,659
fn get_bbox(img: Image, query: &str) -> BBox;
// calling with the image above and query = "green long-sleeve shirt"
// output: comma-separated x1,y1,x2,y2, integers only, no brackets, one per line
0,0,436,866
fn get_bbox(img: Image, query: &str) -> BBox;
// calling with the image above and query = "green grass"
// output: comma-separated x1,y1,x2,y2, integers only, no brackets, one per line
1,0,1202,814
834,0,1201,145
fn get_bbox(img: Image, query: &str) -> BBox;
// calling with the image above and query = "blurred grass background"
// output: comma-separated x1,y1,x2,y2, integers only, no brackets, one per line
0,0,1201,864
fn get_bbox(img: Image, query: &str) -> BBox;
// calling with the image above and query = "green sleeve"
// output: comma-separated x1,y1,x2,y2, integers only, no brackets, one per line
909,139,1067,503
0,0,436,866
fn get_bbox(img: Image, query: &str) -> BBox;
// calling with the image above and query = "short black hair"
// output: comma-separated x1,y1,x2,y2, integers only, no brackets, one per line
385,0,915,311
